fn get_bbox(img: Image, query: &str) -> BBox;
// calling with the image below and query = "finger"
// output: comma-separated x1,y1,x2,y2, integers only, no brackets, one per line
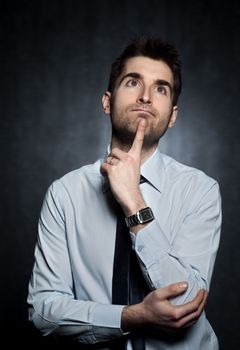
129,118,146,156
183,319,198,328
100,162,111,176
110,148,127,160
174,291,208,329
106,156,112,165
106,156,117,165
155,282,188,300
190,289,206,311
174,310,200,329
175,289,206,319
184,291,208,326
197,290,208,314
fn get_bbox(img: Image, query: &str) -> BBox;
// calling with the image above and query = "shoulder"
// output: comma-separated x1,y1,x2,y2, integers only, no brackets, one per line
46,159,102,200
162,153,216,182
161,153,220,198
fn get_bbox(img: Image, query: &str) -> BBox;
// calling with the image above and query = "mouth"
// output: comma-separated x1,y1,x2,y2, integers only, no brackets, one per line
131,108,155,118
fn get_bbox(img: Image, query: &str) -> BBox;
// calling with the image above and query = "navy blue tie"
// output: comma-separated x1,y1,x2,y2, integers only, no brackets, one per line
111,176,150,350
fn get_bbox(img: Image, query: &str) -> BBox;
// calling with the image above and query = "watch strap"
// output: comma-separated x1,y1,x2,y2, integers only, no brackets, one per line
125,207,154,228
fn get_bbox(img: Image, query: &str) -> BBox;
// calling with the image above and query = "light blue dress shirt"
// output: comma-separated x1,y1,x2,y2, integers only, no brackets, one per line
27,148,221,349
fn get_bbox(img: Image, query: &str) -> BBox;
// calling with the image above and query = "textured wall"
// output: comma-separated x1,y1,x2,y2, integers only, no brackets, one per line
1,0,239,348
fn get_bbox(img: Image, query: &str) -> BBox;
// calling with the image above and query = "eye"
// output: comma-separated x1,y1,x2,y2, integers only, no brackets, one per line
125,79,139,87
156,85,167,95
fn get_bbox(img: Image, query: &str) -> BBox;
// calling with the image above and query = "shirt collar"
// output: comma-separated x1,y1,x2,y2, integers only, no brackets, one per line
141,147,165,193
101,146,165,193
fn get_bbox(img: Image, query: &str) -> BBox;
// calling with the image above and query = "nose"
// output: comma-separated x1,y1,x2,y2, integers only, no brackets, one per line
137,86,152,105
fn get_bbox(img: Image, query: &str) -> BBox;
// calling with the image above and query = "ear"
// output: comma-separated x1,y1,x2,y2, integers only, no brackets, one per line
102,91,111,115
168,105,178,128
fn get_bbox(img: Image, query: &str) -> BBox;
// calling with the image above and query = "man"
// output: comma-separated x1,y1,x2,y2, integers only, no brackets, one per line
27,37,221,349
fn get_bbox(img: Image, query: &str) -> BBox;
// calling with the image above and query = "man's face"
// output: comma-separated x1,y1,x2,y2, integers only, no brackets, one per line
102,56,178,148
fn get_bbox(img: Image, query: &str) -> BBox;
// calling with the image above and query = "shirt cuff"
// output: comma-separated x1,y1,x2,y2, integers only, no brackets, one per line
91,303,124,328
90,303,129,342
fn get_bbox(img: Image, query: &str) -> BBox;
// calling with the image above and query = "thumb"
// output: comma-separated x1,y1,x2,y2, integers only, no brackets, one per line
156,282,188,300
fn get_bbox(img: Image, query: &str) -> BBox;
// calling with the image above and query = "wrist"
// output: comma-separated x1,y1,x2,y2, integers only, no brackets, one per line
121,193,147,217
121,304,145,332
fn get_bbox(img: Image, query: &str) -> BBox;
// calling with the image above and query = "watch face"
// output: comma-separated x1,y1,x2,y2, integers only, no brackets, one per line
125,207,154,227
140,208,153,221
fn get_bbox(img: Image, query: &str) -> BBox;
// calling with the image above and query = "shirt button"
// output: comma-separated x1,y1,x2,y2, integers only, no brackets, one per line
137,245,144,252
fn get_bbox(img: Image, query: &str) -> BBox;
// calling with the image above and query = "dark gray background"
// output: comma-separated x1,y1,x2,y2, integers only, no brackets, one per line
1,0,239,348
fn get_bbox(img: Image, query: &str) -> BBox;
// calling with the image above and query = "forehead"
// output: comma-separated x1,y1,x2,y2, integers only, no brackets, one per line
120,56,174,85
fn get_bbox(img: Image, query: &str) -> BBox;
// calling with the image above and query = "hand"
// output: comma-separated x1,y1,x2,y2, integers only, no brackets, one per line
100,119,147,215
121,282,208,332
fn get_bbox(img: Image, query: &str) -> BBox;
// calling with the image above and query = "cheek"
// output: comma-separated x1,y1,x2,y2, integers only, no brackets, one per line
155,96,171,107
155,99,173,115
112,95,131,114
116,90,137,104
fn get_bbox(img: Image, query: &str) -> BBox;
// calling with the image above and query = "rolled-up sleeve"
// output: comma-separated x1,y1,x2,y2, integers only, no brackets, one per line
130,181,221,304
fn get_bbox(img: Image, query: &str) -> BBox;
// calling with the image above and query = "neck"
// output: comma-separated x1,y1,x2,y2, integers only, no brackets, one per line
110,136,158,164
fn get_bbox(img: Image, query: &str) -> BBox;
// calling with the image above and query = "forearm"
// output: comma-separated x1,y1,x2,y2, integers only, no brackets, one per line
129,178,221,306
131,220,211,304
121,283,207,332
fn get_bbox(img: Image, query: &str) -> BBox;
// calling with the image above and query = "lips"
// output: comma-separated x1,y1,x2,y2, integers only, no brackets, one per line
131,108,155,117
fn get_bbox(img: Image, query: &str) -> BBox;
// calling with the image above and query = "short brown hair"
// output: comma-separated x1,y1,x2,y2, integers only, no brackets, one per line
108,36,182,106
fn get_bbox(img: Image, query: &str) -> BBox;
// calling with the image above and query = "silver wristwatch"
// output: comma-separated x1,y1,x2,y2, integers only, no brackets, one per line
125,207,155,228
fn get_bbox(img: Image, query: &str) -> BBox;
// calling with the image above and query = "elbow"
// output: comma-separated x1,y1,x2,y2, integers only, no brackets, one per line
28,306,58,336
171,273,207,306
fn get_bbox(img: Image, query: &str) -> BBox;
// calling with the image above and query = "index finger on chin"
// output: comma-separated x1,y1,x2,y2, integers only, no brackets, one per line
129,118,146,156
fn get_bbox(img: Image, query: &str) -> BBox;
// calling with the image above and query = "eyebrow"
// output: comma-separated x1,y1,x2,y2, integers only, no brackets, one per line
118,72,141,86
118,72,173,95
